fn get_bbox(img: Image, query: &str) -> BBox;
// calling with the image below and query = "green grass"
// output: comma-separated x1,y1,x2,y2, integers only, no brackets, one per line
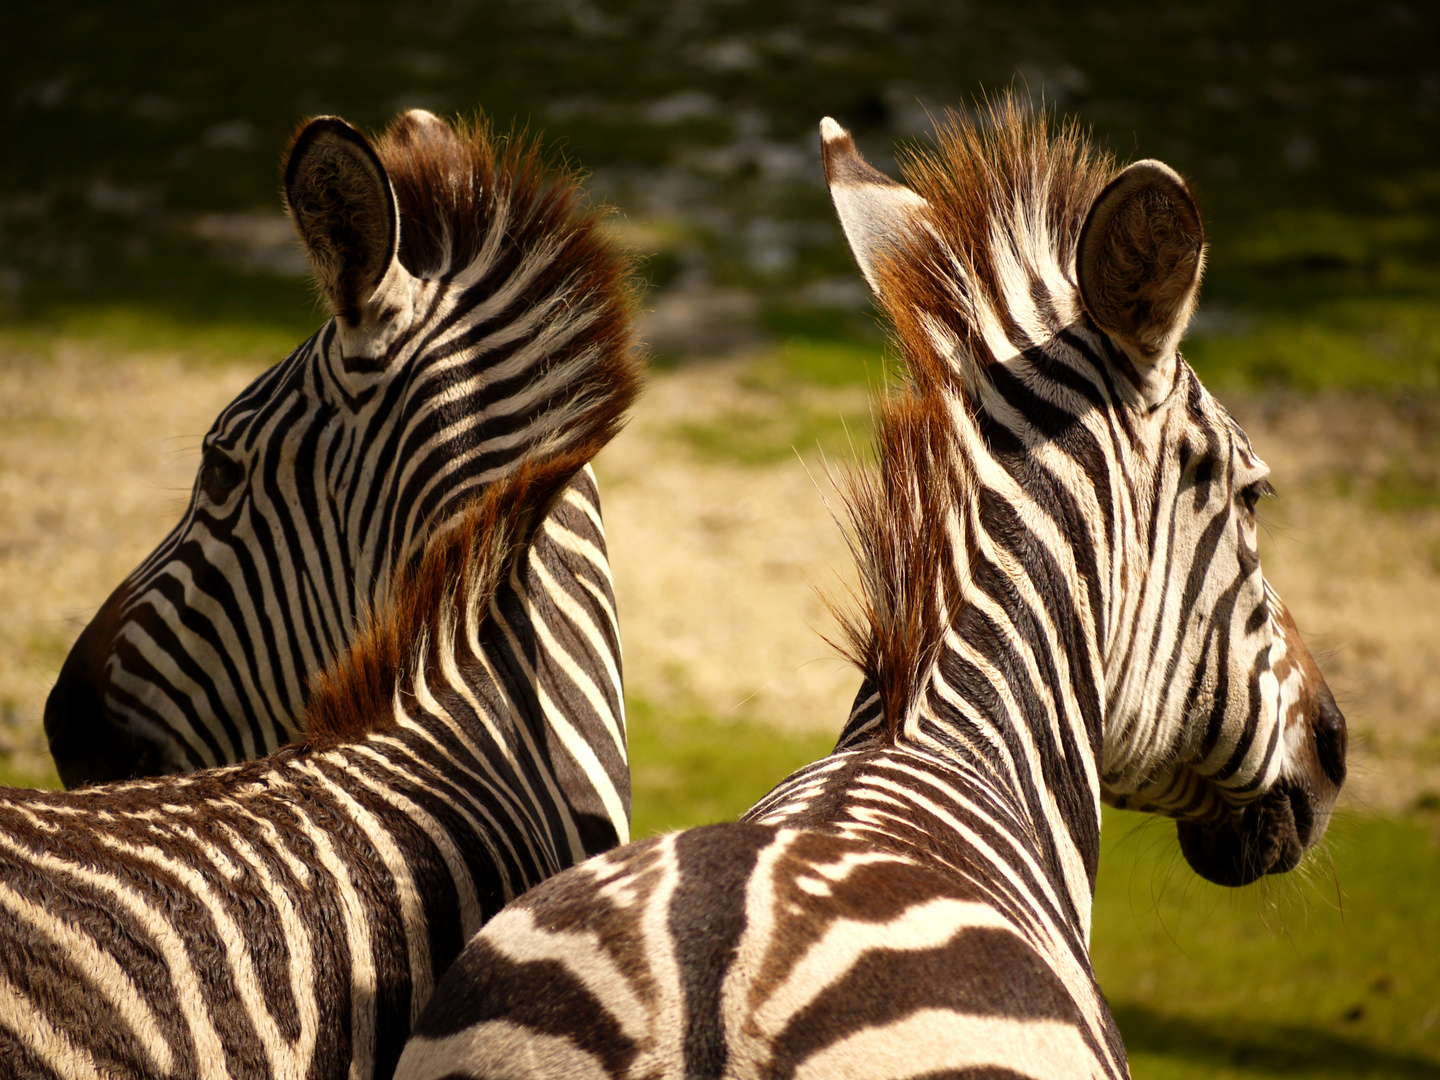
626,694,834,839
0,303,319,370
672,337,887,465
625,695,1440,1078
742,338,895,391
674,404,871,466
1186,298,1440,393
1095,811,1440,1078
0,759,60,791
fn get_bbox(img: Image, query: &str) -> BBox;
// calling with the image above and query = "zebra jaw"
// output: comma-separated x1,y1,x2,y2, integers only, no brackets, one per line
1179,603,1347,887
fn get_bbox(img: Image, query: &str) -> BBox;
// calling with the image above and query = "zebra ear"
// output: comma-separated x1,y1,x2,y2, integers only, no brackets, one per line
1077,160,1206,380
285,116,408,331
821,117,930,296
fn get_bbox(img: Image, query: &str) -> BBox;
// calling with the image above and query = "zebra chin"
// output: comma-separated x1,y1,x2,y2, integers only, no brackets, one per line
1178,683,1347,888
1176,781,1322,887
43,676,175,788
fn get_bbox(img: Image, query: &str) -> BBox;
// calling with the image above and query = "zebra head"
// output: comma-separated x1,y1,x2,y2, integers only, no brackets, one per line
822,104,1344,888
46,110,635,787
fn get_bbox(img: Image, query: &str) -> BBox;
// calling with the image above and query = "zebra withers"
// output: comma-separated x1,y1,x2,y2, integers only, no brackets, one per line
393,102,1346,1080
45,109,635,865
0,224,641,1078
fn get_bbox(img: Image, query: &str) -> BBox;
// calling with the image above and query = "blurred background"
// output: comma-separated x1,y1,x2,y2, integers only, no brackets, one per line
3,2,1439,1075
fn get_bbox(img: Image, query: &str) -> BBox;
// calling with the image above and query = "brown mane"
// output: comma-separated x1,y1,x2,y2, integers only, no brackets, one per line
301,111,643,744
304,446,599,746
832,98,1115,742
880,97,1113,393
376,111,633,301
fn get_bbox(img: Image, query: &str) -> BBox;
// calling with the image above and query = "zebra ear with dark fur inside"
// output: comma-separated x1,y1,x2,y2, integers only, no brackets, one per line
821,117,930,296
1076,160,1206,386
285,116,408,330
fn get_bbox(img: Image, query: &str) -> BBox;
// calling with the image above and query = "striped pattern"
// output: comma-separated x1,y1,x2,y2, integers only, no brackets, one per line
395,101,1346,1080
44,107,636,844
0,288,639,1079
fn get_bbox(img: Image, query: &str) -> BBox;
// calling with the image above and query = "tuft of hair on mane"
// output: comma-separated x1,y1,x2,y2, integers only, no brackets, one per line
825,389,972,744
303,445,597,747
872,94,1114,397
376,109,639,323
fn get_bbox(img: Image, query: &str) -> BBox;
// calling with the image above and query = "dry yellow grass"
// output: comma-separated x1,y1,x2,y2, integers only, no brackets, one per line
0,341,260,784
0,335,1435,812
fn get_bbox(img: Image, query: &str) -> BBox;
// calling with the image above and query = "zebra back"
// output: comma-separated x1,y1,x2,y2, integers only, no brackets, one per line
44,110,637,867
0,281,640,1079
394,100,1346,1080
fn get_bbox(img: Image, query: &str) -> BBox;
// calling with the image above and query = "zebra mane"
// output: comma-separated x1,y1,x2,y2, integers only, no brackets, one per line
880,97,1113,392
832,99,1115,743
295,110,643,744
304,445,593,745
375,109,632,299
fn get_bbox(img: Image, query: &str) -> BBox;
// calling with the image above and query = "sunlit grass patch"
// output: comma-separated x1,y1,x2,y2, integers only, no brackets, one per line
0,759,61,792
625,694,834,839
674,403,871,466
0,304,313,370
671,337,885,465
1187,298,1440,393
741,336,895,391
1094,810,1440,1078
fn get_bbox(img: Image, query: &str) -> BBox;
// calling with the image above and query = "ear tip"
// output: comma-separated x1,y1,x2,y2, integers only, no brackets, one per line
1112,159,1197,204
285,116,370,185
820,117,849,143
293,115,362,148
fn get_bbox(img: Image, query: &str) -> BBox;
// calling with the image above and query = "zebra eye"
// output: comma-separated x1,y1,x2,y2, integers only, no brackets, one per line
1240,479,1274,514
199,449,244,504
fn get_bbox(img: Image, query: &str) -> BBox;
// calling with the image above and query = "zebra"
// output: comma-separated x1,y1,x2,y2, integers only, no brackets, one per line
43,107,636,871
0,127,641,1072
392,101,1348,1080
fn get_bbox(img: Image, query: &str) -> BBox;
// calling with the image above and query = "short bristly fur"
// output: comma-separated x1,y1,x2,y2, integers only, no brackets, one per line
6,109,642,1080
393,98,1345,1080
828,391,963,743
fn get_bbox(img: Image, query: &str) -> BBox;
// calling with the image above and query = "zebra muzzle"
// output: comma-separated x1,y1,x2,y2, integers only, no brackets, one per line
1174,782,1315,887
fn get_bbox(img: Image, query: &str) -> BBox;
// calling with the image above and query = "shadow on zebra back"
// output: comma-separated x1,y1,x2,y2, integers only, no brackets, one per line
44,108,637,864
0,112,641,1080
394,98,1347,1080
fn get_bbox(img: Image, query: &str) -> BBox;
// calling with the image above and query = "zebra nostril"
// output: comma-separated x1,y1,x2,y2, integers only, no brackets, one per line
1314,683,1347,788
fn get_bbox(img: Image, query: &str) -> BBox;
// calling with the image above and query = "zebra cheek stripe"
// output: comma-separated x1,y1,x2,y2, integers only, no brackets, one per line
396,97,1345,1080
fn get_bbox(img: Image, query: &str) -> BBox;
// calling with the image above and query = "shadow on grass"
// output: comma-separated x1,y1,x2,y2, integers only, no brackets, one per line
1113,1003,1440,1078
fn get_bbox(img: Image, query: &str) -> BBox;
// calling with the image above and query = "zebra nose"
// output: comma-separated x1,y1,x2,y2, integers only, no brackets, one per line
44,585,150,788
1313,682,1347,789
45,659,151,789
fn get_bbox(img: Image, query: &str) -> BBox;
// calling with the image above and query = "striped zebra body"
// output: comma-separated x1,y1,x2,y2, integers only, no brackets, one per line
0,112,641,1080
44,109,634,864
395,102,1346,1080
1,460,624,1080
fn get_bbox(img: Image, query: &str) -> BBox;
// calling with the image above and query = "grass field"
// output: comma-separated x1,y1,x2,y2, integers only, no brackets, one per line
6,9,1440,1073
